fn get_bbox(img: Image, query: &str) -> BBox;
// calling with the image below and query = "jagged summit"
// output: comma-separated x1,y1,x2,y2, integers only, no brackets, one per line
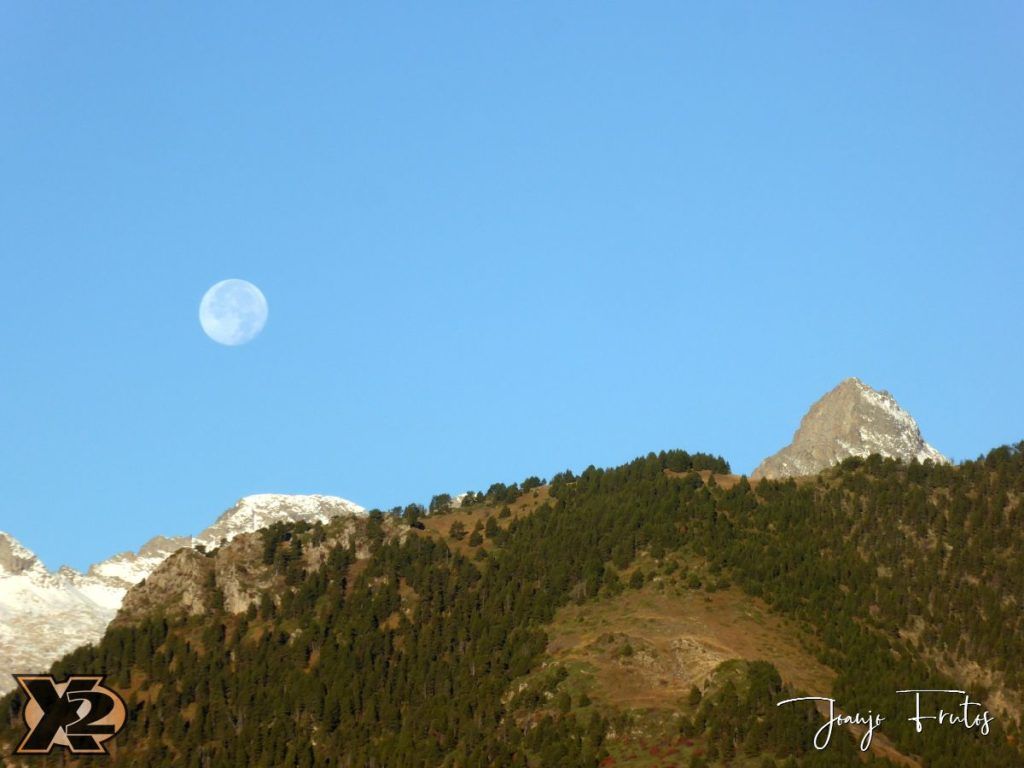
86,535,193,590
751,377,947,480
0,531,44,576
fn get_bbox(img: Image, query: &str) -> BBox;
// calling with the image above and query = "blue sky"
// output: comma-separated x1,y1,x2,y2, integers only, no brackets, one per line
2,3,1022,570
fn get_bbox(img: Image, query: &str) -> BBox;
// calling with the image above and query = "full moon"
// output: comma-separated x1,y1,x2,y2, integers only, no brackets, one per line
199,279,268,346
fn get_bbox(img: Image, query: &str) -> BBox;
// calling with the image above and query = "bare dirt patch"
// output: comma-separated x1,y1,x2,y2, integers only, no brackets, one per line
545,585,835,710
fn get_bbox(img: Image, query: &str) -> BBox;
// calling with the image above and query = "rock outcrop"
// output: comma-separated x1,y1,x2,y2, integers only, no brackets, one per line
752,377,946,480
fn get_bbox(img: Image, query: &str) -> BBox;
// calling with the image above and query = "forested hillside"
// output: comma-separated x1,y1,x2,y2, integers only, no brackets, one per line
2,446,1022,767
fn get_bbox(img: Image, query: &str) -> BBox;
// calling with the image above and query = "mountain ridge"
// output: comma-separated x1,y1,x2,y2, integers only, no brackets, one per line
5,446,1021,766
0,493,364,693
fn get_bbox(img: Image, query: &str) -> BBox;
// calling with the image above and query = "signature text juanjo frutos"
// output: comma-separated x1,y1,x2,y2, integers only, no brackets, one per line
776,689,994,751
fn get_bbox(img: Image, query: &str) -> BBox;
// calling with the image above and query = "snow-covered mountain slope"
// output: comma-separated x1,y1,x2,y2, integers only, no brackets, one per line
85,535,192,593
194,494,365,549
751,377,947,480
0,494,364,693
0,533,120,696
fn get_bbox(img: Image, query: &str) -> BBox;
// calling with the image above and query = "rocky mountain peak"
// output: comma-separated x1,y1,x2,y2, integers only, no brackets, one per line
751,377,947,480
85,535,192,590
0,532,44,576
138,534,193,558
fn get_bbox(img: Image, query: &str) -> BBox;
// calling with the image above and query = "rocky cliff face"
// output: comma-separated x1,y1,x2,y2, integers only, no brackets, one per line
0,494,364,693
0,534,40,576
751,377,947,480
115,511,390,626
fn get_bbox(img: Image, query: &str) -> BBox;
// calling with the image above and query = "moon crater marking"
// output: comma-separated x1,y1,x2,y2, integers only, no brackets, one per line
199,279,268,346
